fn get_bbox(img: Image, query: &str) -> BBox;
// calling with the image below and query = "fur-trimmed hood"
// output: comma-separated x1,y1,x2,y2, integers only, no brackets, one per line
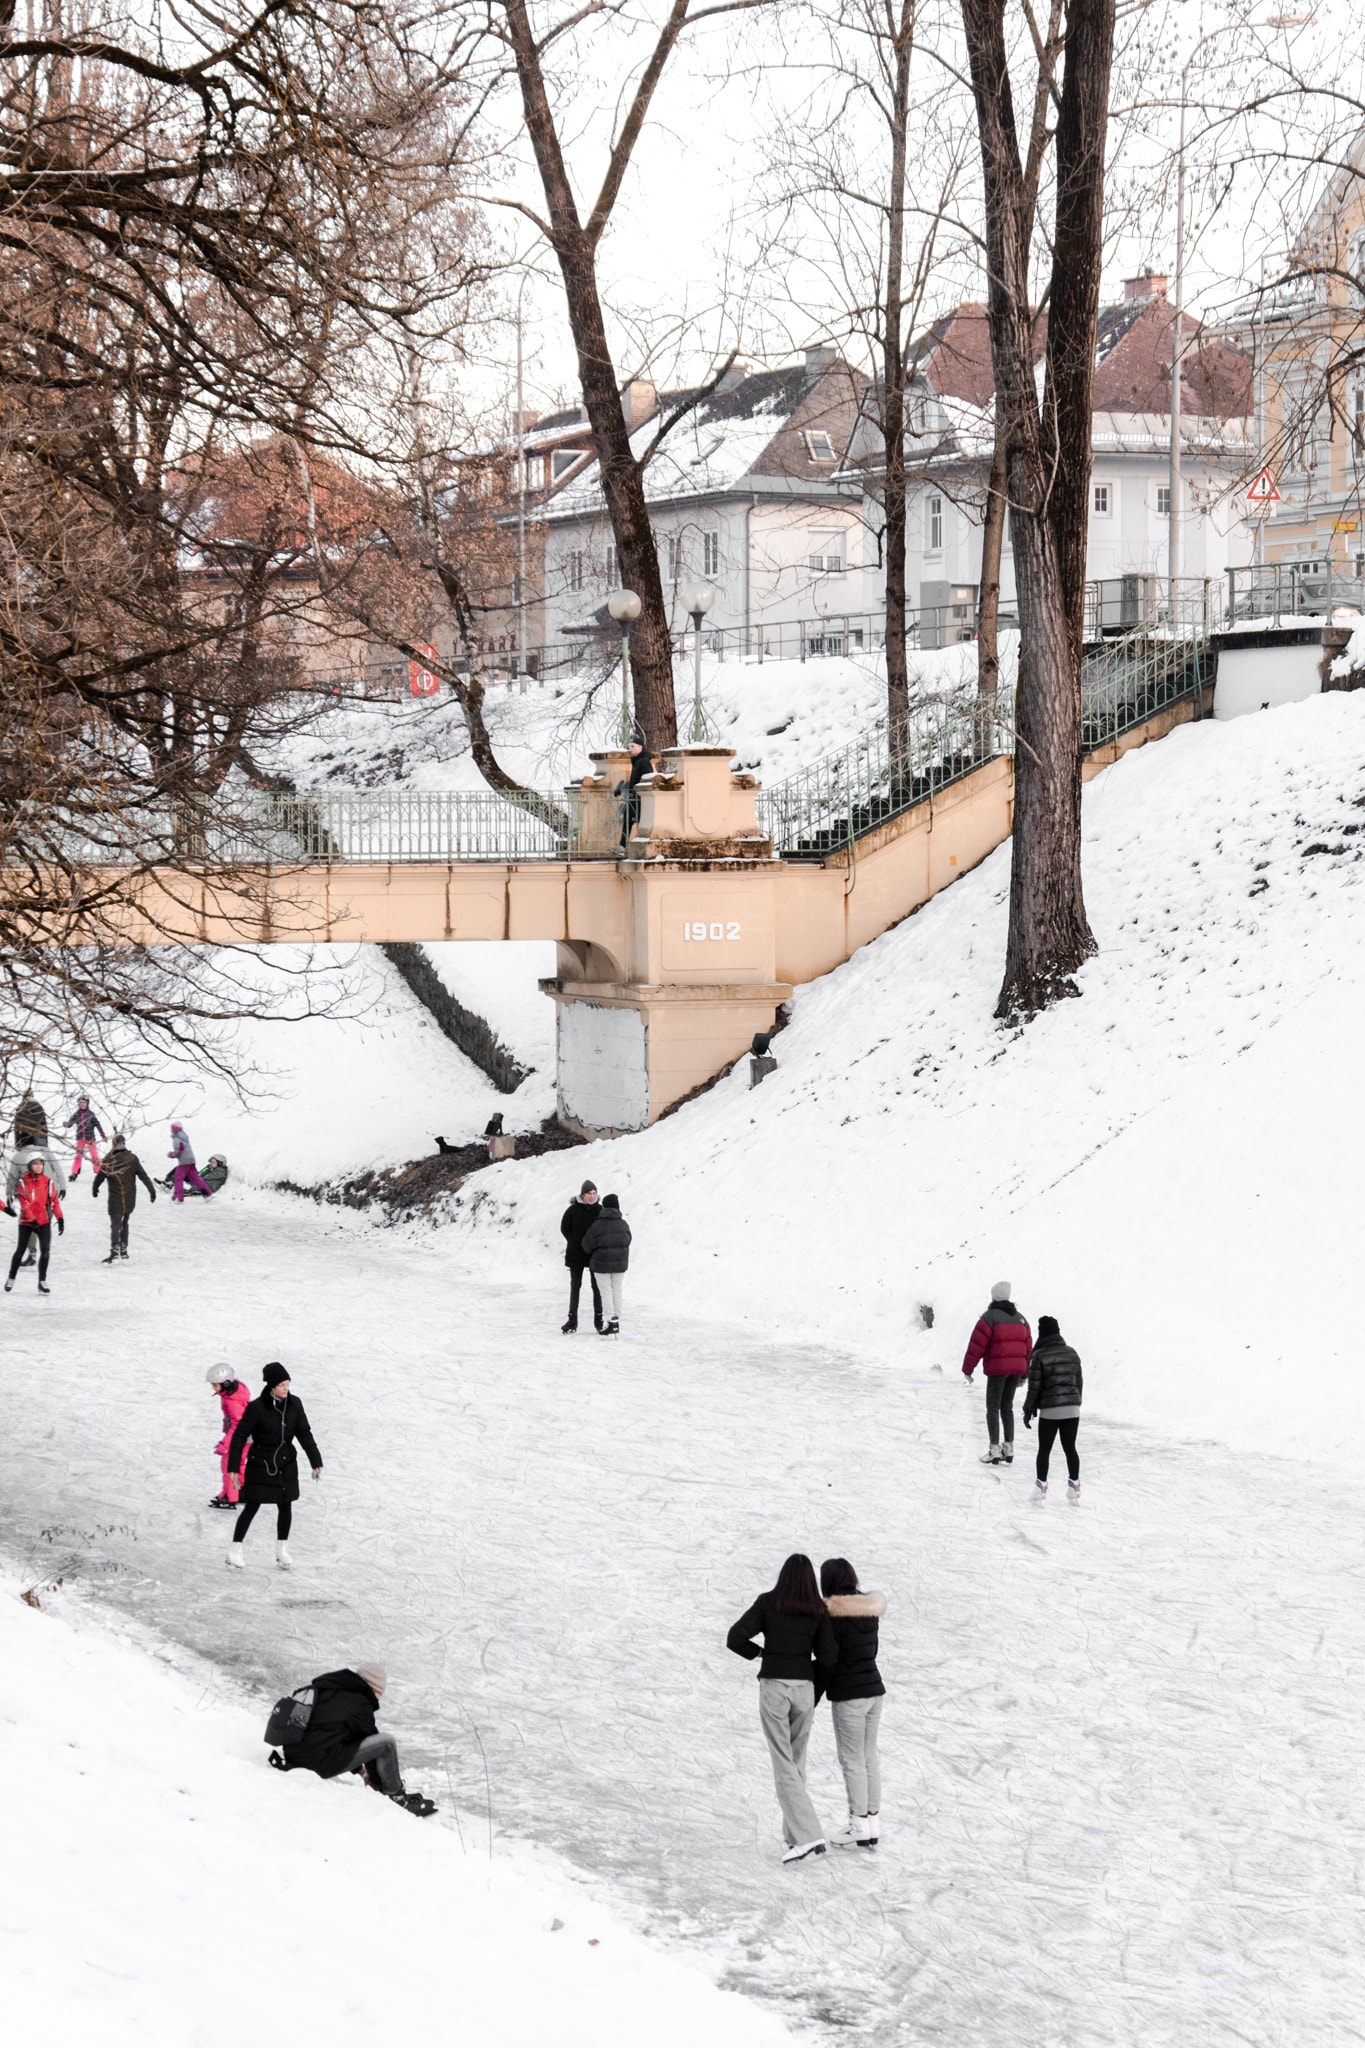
825,1592,886,1618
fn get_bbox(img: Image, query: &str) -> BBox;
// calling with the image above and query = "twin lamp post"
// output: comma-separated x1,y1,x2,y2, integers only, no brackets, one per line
606,582,716,749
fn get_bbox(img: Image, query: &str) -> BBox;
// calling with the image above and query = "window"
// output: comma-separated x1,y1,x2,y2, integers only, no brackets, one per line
664,534,680,580
927,493,943,552
804,429,836,461
1092,482,1113,516
807,529,846,574
1156,485,1171,516
605,543,618,583
568,550,584,592
702,530,721,576
551,449,580,479
1353,384,1365,448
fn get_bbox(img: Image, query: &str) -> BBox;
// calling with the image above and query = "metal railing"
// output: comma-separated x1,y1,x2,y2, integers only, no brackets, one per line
1227,563,1365,622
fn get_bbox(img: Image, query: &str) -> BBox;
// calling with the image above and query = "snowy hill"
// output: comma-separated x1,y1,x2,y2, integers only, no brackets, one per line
0,1570,791,2048
421,689,1365,1463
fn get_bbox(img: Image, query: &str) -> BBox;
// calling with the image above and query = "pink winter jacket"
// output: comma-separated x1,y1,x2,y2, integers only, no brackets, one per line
214,1377,252,1470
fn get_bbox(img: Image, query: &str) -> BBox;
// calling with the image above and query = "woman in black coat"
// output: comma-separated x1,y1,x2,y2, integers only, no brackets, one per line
820,1556,887,1849
226,1362,322,1572
727,1553,837,1863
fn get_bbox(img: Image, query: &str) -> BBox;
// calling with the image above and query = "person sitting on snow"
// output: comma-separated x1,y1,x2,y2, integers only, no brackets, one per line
270,1665,436,1817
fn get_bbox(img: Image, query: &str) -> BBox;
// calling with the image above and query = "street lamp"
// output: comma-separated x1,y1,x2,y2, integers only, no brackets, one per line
680,582,715,741
606,586,641,746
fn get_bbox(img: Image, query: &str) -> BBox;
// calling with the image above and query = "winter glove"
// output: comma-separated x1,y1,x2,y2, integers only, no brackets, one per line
57,1218,64,1236
149,1189,157,1203
1022,1410,1033,1429
2,1204,11,1217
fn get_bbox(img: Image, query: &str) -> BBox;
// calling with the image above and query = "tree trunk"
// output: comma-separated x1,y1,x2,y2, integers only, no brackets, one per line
881,10,913,734
503,0,677,748
960,0,1109,1020
975,419,1007,718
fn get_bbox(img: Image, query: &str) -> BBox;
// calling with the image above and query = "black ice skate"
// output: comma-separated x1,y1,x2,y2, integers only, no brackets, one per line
37,1281,51,1294
389,1790,437,1818
561,1319,577,1334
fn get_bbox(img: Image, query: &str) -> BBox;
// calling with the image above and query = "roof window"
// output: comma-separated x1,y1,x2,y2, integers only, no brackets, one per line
804,430,836,461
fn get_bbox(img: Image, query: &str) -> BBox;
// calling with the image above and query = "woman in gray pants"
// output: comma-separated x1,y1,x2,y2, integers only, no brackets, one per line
727,1554,838,1863
820,1556,886,1849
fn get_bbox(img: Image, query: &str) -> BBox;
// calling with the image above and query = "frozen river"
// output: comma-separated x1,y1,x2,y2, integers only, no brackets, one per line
3,1188,1362,2045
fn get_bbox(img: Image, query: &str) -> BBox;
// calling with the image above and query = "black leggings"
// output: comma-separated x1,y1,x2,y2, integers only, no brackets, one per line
1036,1418,1081,1482
9,1223,51,1281
233,1500,293,1542
985,1374,1019,1445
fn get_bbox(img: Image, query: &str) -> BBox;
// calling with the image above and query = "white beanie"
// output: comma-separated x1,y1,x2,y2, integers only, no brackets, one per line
991,1280,1012,1302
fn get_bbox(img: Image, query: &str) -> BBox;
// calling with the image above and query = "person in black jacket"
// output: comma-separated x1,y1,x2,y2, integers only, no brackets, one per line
617,738,653,848
226,1363,323,1570
92,1135,156,1262
728,1553,837,1863
559,1179,602,1333
1022,1314,1084,1502
582,1191,631,1337
276,1665,435,1817
820,1557,887,1850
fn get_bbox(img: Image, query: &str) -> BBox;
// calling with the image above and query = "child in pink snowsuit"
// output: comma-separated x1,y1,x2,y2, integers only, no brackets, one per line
169,1123,214,1202
207,1365,251,1508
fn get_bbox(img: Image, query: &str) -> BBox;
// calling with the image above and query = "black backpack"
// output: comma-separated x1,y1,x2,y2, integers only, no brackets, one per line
264,1685,315,1749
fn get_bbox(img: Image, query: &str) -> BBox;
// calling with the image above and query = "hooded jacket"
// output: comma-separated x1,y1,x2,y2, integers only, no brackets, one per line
962,1300,1032,1378
560,1196,601,1265
228,1390,322,1503
823,1592,887,1703
169,1127,196,1165
582,1207,631,1274
283,1669,380,1778
1023,1337,1084,1422
213,1377,253,1465
93,1146,156,1218
65,1105,106,1142
15,1167,63,1228
726,1596,838,1683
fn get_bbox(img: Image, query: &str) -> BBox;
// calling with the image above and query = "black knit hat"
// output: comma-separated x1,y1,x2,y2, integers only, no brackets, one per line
262,1361,290,1388
602,1192,620,1211
580,1179,597,1196
1037,1315,1061,1342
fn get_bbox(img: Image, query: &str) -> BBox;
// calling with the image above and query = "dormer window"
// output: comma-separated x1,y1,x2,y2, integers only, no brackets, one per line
551,449,582,479
804,430,836,461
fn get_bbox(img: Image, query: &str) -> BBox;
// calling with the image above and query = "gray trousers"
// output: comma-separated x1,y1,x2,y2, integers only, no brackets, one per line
597,1271,623,1322
758,1678,824,1847
342,1732,403,1795
831,1695,884,1816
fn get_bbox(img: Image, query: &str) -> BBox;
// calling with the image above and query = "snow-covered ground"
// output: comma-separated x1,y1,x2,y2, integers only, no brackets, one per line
6,687,1364,2044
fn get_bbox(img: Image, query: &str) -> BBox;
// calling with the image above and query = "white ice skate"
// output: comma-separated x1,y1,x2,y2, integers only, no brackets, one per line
276,1542,292,1571
860,1811,879,1849
781,1838,827,1864
980,1447,1003,1465
1031,1480,1047,1504
1067,1480,1081,1504
225,1544,245,1568
829,1817,863,1849
1000,1443,1014,1464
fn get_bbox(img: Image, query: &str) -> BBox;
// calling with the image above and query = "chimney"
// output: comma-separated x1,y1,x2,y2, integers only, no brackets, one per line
804,343,839,378
622,379,657,427
1124,268,1168,302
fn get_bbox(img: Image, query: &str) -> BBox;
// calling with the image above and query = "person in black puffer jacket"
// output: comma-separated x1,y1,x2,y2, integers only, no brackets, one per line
582,1192,631,1337
277,1665,435,1816
226,1362,323,1570
559,1180,603,1333
1022,1314,1084,1502
728,1553,837,1863
820,1556,886,1849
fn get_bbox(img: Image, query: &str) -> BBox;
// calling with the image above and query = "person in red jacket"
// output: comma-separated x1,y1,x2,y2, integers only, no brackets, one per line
961,1280,1032,1467
3,1152,65,1295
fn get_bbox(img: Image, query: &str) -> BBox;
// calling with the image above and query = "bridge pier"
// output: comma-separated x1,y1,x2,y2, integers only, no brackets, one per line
543,747,793,1136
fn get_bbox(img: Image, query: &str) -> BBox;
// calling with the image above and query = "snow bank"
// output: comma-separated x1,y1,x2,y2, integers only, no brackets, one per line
427,691,1365,1464
0,1571,791,2048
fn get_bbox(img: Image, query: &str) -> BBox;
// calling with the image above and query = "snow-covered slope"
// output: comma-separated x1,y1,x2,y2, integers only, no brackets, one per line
422,690,1365,1464
0,1571,791,2048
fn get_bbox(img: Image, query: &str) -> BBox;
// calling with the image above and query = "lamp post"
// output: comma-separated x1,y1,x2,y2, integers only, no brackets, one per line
606,587,641,746
680,582,715,741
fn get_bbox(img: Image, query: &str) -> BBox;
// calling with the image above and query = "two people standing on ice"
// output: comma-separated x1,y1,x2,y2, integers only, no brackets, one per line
560,1180,631,1336
962,1282,1083,1500
728,1553,887,1864
225,1362,323,1571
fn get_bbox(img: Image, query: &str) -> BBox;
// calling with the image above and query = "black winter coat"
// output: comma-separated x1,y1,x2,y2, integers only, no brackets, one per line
582,1210,631,1274
66,1106,106,1142
727,1596,838,1683
823,1593,887,1702
228,1391,322,1504
13,1098,47,1147
560,1198,602,1266
93,1147,156,1218
1023,1338,1084,1422
285,1669,379,1778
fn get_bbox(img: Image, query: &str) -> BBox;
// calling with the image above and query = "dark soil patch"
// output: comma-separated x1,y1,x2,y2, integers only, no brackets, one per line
273,1117,585,1221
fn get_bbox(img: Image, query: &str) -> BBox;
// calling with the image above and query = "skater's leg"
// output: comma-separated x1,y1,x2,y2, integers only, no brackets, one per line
171,1165,188,1202
108,1213,122,1259
985,1375,1003,1447
1059,1419,1080,1481
863,1696,883,1815
566,1261,584,1325
185,1165,213,1197
831,1699,871,1816
758,1680,823,1848
589,1269,603,1328
119,1217,130,1256
344,1733,404,1794
276,1502,293,1540
600,1272,623,1325
35,1224,51,1283
232,1501,260,1542
999,1374,1018,1445
1036,1417,1058,1483
7,1226,32,1283
87,1140,101,1172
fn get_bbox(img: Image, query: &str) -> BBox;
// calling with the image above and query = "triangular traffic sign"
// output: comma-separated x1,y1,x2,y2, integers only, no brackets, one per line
1246,466,1281,503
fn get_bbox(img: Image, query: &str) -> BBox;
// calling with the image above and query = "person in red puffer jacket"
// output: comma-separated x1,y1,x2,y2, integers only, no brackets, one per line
962,1281,1032,1468
4,1152,65,1295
